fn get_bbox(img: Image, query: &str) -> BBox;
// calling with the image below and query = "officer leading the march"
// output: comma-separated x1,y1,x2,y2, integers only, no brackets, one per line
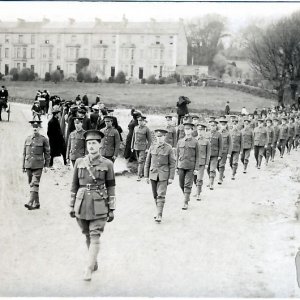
70,129,116,281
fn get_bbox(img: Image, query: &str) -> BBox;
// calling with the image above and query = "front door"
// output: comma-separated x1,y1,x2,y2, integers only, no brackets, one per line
5,64,9,75
139,67,143,79
111,67,115,77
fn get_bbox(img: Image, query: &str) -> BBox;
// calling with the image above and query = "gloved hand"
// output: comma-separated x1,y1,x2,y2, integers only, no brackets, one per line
107,210,114,222
70,208,75,218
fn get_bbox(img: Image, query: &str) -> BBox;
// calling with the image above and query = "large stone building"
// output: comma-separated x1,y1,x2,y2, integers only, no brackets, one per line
0,18,187,80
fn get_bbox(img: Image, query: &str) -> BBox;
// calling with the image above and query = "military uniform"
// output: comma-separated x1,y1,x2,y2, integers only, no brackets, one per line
277,121,289,157
70,130,116,281
165,125,177,148
253,124,268,168
218,127,232,184
131,124,152,178
176,135,199,209
66,129,86,166
287,122,296,154
240,125,254,172
23,126,50,209
144,137,175,222
295,119,300,149
264,125,275,164
100,126,121,162
194,132,211,200
272,122,280,160
229,126,243,179
177,123,185,141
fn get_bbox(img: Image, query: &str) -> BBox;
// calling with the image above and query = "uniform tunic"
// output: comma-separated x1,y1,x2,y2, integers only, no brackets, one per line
66,129,86,161
165,125,177,148
100,127,121,159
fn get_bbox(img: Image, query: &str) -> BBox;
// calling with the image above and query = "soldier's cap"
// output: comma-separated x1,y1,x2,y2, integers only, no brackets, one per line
138,115,147,120
266,118,273,123
281,116,288,120
231,118,239,124
73,116,84,122
92,105,100,111
196,122,207,128
243,119,251,123
70,105,79,111
79,104,87,110
29,120,42,128
209,116,217,120
208,120,218,125
289,117,295,121
191,114,199,119
106,108,114,113
133,110,142,116
218,117,228,123
272,117,279,122
104,115,114,121
183,122,195,127
84,130,104,141
229,115,238,119
78,108,87,115
257,118,265,122
154,129,168,135
165,114,173,119
52,109,61,115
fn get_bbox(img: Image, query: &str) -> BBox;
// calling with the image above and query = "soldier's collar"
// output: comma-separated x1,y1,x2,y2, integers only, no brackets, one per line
87,154,101,165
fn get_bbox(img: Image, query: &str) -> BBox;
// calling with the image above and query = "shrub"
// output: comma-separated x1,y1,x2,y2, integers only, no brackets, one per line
158,77,166,84
115,71,126,84
165,76,177,84
45,72,51,81
77,71,84,82
93,76,99,83
19,68,35,81
141,78,146,84
146,74,157,84
108,76,114,83
51,70,62,82
10,68,19,81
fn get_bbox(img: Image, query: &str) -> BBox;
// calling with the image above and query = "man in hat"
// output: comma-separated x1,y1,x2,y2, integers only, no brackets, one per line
176,96,191,126
31,100,43,121
264,118,275,165
144,129,175,222
229,117,243,180
106,108,123,142
131,115,152,181
66,117,86,166
70,129,116,281
253,119,268,169
225,101,230,115
194,123,210,201
217,116,232,185
176,122,199,210
295,116,300,150
191,115,199,137
100,115,120,163
90,105,100,129
177,114,191,141
287,117,296,154
241,118,254,173
207,120,222,190
277,117,289,158
47,108,67,167
23,120,50,210
165,115,177,149
271,118,280,161
77,108,92,131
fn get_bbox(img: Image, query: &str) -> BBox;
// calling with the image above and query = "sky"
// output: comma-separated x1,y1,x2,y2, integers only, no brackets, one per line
1,1,300,32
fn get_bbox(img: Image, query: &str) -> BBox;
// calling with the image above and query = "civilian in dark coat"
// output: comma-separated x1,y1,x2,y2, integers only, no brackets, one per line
82,95,89,106
176,96,191,125
124,109,141,160
47,109,67,166
77,109,92,131
225,101,230,115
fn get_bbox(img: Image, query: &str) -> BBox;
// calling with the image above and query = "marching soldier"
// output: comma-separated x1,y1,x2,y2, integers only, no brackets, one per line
100,115,121,163
207,120,222,190
176,122,199,210
264,118,275,165
191,115,199,137
177,114,190,141
23,120,50,210
66,117,86,166
229,117,243,180
241,118,254,173
218,116,232,185
287,117,296,154
253,119,268,169
295,116,300,150
131,115,152,181
144,129,176,223
165,115,177,149
277,116,289,158
194,123,211,201
271,117,280,161
69,130,116,281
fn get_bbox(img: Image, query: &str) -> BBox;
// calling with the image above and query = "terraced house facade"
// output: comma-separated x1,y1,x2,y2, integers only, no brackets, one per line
0,18,187,80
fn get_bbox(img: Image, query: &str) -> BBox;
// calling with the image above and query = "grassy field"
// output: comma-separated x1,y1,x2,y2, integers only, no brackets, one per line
6,81,277,115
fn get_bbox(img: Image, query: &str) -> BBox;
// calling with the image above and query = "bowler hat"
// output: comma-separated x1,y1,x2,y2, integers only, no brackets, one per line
84,130,104,141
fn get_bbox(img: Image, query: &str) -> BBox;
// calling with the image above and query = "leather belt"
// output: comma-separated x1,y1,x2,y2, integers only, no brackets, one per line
80,184,105,191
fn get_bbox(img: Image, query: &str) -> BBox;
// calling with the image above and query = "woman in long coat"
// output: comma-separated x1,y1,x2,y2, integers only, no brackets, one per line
47,109,67,166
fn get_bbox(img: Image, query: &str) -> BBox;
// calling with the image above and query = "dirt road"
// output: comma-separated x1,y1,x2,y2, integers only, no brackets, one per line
1,103,300,297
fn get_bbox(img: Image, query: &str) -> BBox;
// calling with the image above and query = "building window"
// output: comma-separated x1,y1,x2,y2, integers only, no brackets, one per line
31,34,35,44
159,66,163,77
125,48,129,59
112,36,116,44
130,65,133,77
131,49,134,60
49,63,52,72
49,48,53,59
154,49,158,59
70,48,75,59
31,48,35,59
84,49,88,57
23,48,26,59
17,48,21,58
160,49,164,60
126,35,131,43
76,48,79,59
99,40,103,44
57,48,61,59
5,35,9,43
31,65,34,72
23,63,26,68
18,35,23,44
17,63,20,71
5,48,9,58
42,48,47,59
140,49,144,59
169,36,174,45
155,36,160,45
102,64,106,75
71,35,76,43
45,40,49,44
103,49,106,59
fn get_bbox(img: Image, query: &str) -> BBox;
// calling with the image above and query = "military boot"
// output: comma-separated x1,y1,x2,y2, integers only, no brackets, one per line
243,162,248,174
257,156,262,169
83,242,100,281
155,199,164,223
232,166,237,180
182,193,190,210
218,170,224,185
25,191,38,210
209,177,214,190
196,180,203,201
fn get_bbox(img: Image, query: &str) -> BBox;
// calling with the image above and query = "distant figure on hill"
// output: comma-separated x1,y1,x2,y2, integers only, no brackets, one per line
225,101,230,115
176,96,191,125
241,106,248,116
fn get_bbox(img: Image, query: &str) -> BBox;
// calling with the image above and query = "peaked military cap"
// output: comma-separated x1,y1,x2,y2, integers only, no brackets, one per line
73,116,84,122
218,116,228,123
138,115,147,120
104,115,114,120
209,119,218,124
197,122,207,128
191,114,200,119
165,114,173,119
154,129,168,135
29,120,42,127
106,108,115,113
84,130,104,141
78,108,87,115
183,122,194,127
52,108,61,115
266,118,273,123
92,105,100,111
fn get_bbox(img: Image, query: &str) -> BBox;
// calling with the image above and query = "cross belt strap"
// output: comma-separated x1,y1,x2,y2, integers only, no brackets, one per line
83,157,98,183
